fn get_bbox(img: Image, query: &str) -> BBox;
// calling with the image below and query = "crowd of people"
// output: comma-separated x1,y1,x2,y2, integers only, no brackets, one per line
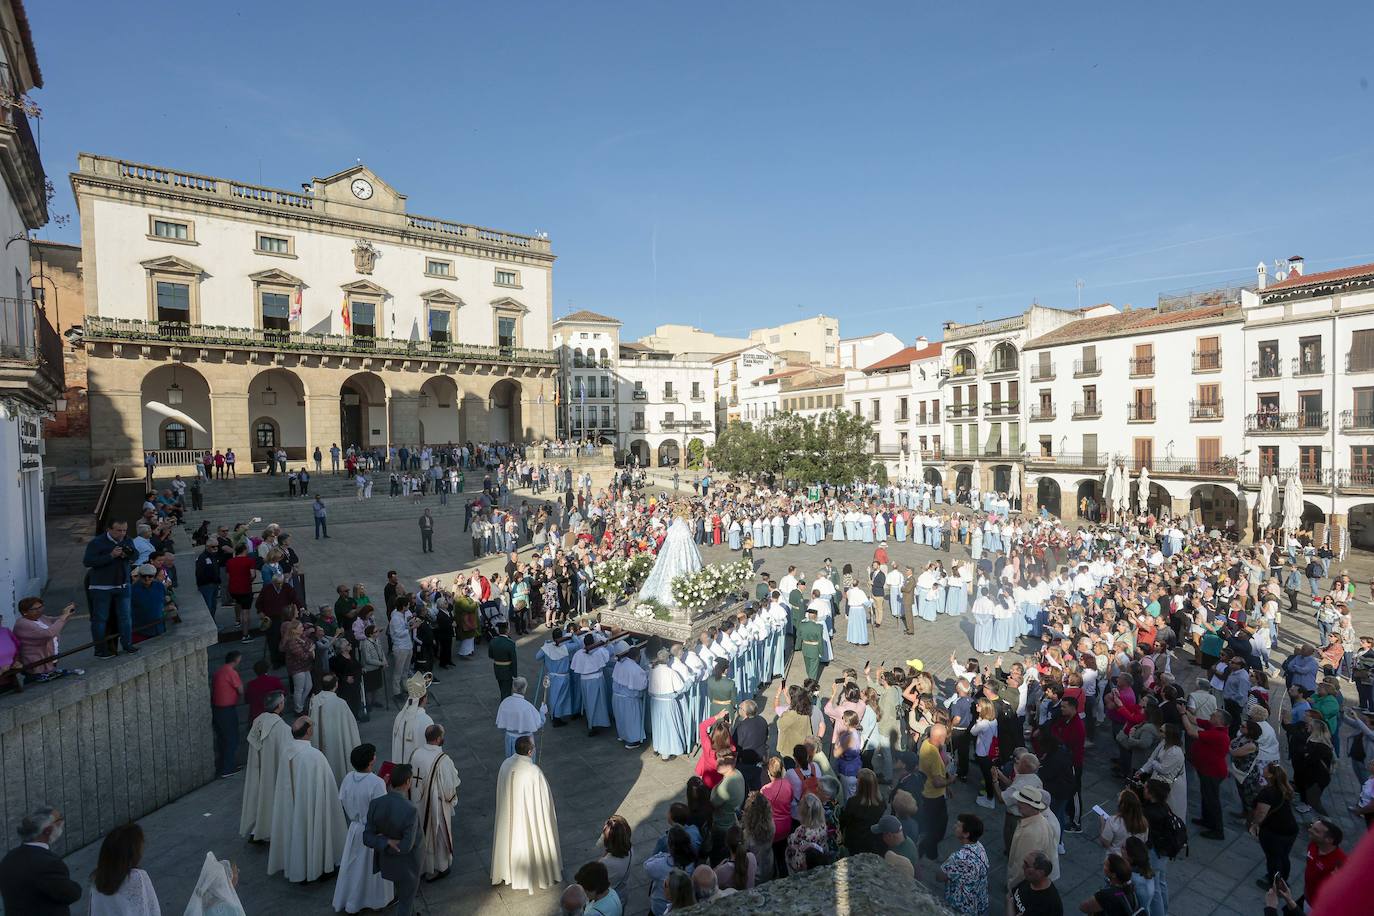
7,440,1374,915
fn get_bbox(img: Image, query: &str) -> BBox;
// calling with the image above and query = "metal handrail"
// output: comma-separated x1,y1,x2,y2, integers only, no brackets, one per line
93,467,118,535
11,610,185,692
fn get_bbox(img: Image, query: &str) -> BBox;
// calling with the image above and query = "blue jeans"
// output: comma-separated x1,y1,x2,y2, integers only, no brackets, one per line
88,586,133,653
212,705,240,775
199,585,220,618
1310,577,1321,598
314,516,327,538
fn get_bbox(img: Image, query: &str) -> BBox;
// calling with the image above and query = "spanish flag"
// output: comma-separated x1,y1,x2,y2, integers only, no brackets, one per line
341,297,351,333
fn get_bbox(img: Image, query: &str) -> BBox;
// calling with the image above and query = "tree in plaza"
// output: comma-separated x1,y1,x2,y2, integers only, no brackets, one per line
686,437,706,470
708,410,879,485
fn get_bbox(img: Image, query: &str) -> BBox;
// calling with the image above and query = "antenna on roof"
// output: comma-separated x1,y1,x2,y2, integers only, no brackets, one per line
1075,279,1085,309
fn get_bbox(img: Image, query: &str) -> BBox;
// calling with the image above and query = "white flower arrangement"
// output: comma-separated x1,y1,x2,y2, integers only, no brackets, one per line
670,559,754,614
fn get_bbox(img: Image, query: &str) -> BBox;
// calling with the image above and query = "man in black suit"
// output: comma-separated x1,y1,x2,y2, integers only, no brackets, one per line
364,764,421,916
0,806,82,915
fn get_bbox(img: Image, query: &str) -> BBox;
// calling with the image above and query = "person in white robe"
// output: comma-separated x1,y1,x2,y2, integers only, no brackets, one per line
310,673,362,785
491,736,562,894
611,647,649,748
570,635,612,735
267,717,348,883
407,724,462,881
391,672,434,767
184,853,246,916
648,649,689,760
332,743,393,913
495,676,545,758
239,691,290,842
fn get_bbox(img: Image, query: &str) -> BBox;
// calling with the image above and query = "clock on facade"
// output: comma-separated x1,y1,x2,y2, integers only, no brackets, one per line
350,178,374,200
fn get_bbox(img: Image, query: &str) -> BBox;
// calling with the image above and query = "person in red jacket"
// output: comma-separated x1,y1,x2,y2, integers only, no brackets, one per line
1182,707,1231,839
1302,817,1346,908
1048,696,1087,829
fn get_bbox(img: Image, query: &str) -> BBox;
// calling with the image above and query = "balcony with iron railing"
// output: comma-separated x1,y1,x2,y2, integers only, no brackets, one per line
1292,354,1325,378
1238,465,1331,488
0,296,64,402
83,316,557,366
1251,357,1282,379
1189,399,1223,420
1192,350,1222,372
947,403,978,418
1030,361,1055,381
1071,400,1102,419
1245,410,1328,433
1143,456,1237,478
984,400,1019,417
1341,409,1374,431
1073,358,1101,378
0,81,46,228
1029,403,1055,421
1025,451,1108,469
984,357,1019,377
1349,351,1374,373
1126,402,1156,422
1128,357,1155,378
1338,468,1374,490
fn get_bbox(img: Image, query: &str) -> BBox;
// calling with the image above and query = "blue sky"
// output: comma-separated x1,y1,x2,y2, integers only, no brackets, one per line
28,1,1374,341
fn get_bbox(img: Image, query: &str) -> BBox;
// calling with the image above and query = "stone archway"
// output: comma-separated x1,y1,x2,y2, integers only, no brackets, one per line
419,375,462,444
1301,500,1326,531
954,464,973,491
628,439,650,467
249,368,308,464
1076,478,1104,523
658,440,681,467
488,378,523,443
1349,503,1374,550
923,467,942,487
1141,481,1171,517
1036,477,1062,517
140,363,212,452
991,464,1013,494
1189,484,1241,534
340,371,388,450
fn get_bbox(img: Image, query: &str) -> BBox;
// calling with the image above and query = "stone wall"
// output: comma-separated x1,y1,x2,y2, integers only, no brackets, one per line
698,853,955,914
0,611,218,853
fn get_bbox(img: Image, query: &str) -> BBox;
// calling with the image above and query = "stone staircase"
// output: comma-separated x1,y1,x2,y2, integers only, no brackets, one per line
45,480,109,517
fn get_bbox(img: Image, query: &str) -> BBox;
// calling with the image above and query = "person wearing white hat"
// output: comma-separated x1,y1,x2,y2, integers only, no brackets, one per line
1005,784,1060,893
391,672,433,767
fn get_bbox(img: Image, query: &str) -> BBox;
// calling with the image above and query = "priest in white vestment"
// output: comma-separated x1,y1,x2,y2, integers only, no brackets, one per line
391,671,434,767
310,673,362,785
491,736,562,894
267,717,348,883
239,691,290,842
332,742,393,913
494,676,545,759
406,723,462,880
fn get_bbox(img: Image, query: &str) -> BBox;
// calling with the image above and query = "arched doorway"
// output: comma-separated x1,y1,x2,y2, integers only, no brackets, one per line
923,467,942,487
419,376,461,444
951,347,977,378
140,364,212,452
990,341,1018,373
658,440,680,467
955,464,973,491
1036,478,1062,517
249,368,308,465
340,372,388,450
488,378,523,443
992,464,1013,494
1076,478,1104,522
1301,501,1326,531
1190,484,1241,534
1140,482,1171,517
628,439,650,467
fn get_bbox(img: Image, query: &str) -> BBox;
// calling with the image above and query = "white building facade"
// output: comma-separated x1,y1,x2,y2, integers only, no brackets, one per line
711,344,781,428
0,0,56,604
1241,257,1374,548
844,337,943,479
1020,302,1246,527
837,331,905,370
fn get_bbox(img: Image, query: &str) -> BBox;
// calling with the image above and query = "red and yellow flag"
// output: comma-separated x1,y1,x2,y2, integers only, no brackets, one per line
341,297,352,333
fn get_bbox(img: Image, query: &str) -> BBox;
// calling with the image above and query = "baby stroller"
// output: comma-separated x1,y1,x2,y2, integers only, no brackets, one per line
478,599,505,643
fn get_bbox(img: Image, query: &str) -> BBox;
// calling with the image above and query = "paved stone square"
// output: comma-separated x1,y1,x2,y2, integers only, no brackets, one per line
41,485,1374,915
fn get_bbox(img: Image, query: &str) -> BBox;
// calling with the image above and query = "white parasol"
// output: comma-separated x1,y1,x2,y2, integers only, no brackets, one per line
1008,466,1021,504
1267,474,1282,530
912,446,924,487
144,400,208,435
973,459,983,495
1137,464,1152,513
1282,472,1304,533
1257,474,1275,533
1114,463,1130,516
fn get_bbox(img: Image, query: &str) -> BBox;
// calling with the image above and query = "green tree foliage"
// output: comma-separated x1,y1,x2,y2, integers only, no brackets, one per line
708,410,879,485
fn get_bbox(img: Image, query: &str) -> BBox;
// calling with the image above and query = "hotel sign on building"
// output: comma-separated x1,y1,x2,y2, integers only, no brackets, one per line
71,154,558,470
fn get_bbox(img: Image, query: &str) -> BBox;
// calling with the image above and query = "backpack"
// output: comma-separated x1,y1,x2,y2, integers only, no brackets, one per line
798,763,824,801
1151,806,1189,859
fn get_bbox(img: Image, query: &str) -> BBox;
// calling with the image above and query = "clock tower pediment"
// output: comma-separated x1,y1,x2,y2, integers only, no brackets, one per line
311,164,407,223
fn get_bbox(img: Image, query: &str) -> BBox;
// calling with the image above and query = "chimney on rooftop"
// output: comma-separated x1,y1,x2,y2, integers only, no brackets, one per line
916,335,928,349
1288,255,1304,276
1256,261,1267,290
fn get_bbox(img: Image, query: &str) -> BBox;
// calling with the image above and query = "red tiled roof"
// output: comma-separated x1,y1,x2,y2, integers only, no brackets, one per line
1261,261,1374,293
862,341,943,373
1023,304,1238,349
755,367,807,383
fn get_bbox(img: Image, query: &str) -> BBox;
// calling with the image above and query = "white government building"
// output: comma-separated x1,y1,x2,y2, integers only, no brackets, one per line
71,153,559,471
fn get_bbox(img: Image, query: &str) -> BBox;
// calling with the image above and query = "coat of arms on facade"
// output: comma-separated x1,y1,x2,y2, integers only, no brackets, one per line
353,239,378,275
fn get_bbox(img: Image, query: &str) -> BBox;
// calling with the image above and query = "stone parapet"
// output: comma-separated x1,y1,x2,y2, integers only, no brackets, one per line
0,610,218,853
697,852,955,914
